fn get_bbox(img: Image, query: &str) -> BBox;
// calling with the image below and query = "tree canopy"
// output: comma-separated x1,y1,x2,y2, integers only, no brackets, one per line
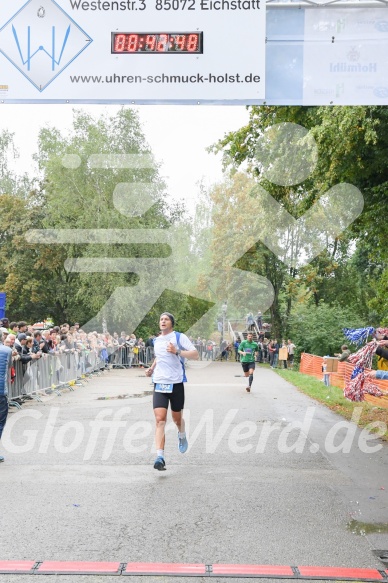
1,105,386,345
0,108,208,334
208,105,388,338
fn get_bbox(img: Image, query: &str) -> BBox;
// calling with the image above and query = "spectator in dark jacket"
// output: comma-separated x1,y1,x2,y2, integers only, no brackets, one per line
14,334,41,365
32,331,49,354
269,339,279,368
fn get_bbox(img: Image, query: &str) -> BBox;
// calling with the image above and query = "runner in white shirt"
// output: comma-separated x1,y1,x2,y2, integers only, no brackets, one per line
145,312,198,471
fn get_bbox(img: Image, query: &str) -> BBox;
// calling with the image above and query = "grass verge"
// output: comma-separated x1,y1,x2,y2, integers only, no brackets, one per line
273,367,388,441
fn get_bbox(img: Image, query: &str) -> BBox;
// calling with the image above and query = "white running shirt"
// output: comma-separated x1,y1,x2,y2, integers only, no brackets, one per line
153,331,195,384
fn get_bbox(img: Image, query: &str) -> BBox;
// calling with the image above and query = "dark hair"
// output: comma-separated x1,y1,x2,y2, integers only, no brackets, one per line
34,331,42,338
17,321,27,328
9,322,18,329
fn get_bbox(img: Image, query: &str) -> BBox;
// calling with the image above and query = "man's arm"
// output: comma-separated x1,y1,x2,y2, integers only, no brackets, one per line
174,347,198,360
172,334,199,360
186,349,199,359
366,369,388,381
18,351,32,364
145,358,157,377
41,341,50,354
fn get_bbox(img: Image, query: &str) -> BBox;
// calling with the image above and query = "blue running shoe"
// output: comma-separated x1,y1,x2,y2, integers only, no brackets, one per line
178,434,188,454
153,456,166,471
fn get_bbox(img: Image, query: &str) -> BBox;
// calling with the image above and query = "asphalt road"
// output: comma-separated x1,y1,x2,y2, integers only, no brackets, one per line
0,361,387,583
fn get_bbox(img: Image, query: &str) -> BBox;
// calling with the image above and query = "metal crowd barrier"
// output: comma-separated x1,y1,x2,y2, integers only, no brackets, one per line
144,346,154,365
111,345,154,368
8,349,107,404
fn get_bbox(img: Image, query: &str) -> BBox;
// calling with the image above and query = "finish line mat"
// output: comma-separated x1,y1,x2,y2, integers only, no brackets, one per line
0,561,387,580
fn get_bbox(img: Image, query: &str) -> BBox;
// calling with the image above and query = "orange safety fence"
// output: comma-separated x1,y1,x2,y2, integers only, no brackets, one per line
300,353,388,409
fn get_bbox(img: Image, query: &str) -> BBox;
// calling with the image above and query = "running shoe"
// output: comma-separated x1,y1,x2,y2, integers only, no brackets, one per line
178,434,188,453
246,386,251,392
153,456,166,471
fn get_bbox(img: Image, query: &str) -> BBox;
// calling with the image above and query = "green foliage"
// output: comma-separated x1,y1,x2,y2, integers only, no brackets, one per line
2,105,387,340
368,268,388,327
210,105,388,335
134,290,214,339
32,108,175,328
287,301,363,357
0,109,218,337
0,110,193,332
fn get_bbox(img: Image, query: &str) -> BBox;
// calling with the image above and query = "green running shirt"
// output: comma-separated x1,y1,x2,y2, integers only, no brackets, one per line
238,340,258,363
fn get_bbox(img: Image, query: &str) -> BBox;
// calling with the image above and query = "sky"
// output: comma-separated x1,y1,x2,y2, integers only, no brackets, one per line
0,104,250,215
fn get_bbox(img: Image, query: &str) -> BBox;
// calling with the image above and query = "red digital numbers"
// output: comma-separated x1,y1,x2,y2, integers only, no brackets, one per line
156,34,169,52
186,34,198,52
113,34,127,52
127,34,139,52
145,34,156,51
174,35,185,51
113,34,139,52
170,34,198,52
112,32,202,54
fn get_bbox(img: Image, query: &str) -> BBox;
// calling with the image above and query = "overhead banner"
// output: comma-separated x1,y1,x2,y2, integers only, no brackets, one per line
2,3,388,105
0,0,266,102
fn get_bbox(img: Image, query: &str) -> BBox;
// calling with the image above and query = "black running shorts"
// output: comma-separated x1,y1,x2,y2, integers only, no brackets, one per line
153,382,185,412
241,362,255,373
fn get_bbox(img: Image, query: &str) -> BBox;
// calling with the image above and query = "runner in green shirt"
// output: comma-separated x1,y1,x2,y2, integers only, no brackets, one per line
238,332,259,393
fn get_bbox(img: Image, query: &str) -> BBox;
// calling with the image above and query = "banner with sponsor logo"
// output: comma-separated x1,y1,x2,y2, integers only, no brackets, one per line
302,9,388,105
0,0,266,102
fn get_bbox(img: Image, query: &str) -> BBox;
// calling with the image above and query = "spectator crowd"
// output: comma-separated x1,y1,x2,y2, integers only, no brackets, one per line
0,318,160,389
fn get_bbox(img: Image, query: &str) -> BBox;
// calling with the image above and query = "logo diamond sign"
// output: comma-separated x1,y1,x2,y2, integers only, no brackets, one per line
0,0,92,92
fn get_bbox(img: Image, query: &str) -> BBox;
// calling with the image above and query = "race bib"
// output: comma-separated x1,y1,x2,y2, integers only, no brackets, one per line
155,383,173,393
245,348,252,354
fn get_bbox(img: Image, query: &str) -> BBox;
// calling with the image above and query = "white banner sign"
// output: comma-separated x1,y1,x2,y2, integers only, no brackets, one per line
303,9,388,105
0,0,266,102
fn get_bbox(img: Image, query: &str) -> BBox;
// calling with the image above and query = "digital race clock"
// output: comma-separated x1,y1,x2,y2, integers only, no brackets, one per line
111,32,203,54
